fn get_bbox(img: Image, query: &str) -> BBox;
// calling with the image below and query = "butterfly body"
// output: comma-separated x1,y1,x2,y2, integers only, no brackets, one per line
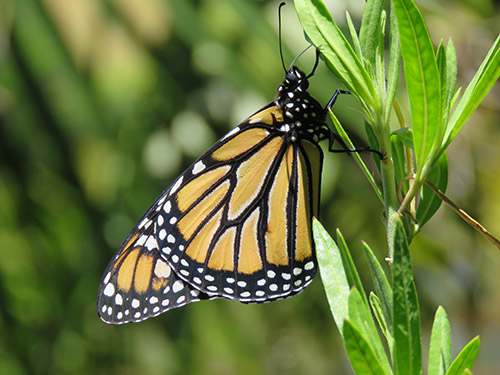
98,66,331,324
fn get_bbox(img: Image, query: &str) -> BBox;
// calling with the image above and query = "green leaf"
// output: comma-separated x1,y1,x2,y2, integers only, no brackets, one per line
428,306,451,375
313,219,350,333
392,218,422,375
384,2,401,125
336,230,367,305
416,152,448,229
348,288,393,375
443,34,500,150
370,293,394,359
444,40,457,123
294,0,377,113
346,11,363,60
359,0,385,65
393,0,441,174
363,242,393,335
343,320,389,375
445,336,480,375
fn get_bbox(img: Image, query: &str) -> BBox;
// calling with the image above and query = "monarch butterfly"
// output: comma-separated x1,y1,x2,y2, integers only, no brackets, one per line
97,18,381,324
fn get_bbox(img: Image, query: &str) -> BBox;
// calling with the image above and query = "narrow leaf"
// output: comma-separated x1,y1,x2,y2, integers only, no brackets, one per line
363,242,393,335
359,0,385,64
444,39,458,121
384,1,401,125
336,229,367,306
349,288,393,375
443,34,500,149
313,219,350,333
428,306,452,375
343,320,389,375
393,218,422,375
370,293,394,359
346,11,363,60
393,0,441,173
445,336,480,375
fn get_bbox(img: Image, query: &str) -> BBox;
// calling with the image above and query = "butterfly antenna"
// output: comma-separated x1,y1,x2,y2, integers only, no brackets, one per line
287,44,313,71
278,2,287,73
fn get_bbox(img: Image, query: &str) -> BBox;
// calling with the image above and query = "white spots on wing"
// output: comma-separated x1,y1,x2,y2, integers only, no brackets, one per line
267,270,276,278
304,261,315,270
222,126,240,140
137,235,148,246
192,160,206,174
170,176,184,194
115,294,123,305
293,267,302,276
169,217,177,225
163,201,172,214
167,234,176,243
154,259,171,278
157,214,164,226
150,296,159,304
131,299,140,309
159,229,167,240
177,295,186,304
145,236,158,251
172,280,184,293
103,283,115,297
138,217,152,229
249,117,262,124
103,272,111,284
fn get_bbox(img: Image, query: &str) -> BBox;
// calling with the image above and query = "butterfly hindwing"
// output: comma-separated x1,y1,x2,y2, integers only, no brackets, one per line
97,213,215,324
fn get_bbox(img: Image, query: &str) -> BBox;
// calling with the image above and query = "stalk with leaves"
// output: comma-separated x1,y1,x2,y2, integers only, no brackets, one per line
294,0,500,373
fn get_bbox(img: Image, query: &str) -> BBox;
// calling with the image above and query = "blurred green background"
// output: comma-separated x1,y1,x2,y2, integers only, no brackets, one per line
0,0,499,374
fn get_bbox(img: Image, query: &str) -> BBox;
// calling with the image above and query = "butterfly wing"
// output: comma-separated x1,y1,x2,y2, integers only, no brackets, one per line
98,103,323,323
97,210,215,324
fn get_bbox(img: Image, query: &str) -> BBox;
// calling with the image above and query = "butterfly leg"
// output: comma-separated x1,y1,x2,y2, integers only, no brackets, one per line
326,89,351,111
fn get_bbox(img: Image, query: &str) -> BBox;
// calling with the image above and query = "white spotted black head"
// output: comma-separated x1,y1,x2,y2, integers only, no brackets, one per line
275,66,327,142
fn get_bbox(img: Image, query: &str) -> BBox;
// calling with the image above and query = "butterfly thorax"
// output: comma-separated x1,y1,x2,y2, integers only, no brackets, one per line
275,66,328,143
